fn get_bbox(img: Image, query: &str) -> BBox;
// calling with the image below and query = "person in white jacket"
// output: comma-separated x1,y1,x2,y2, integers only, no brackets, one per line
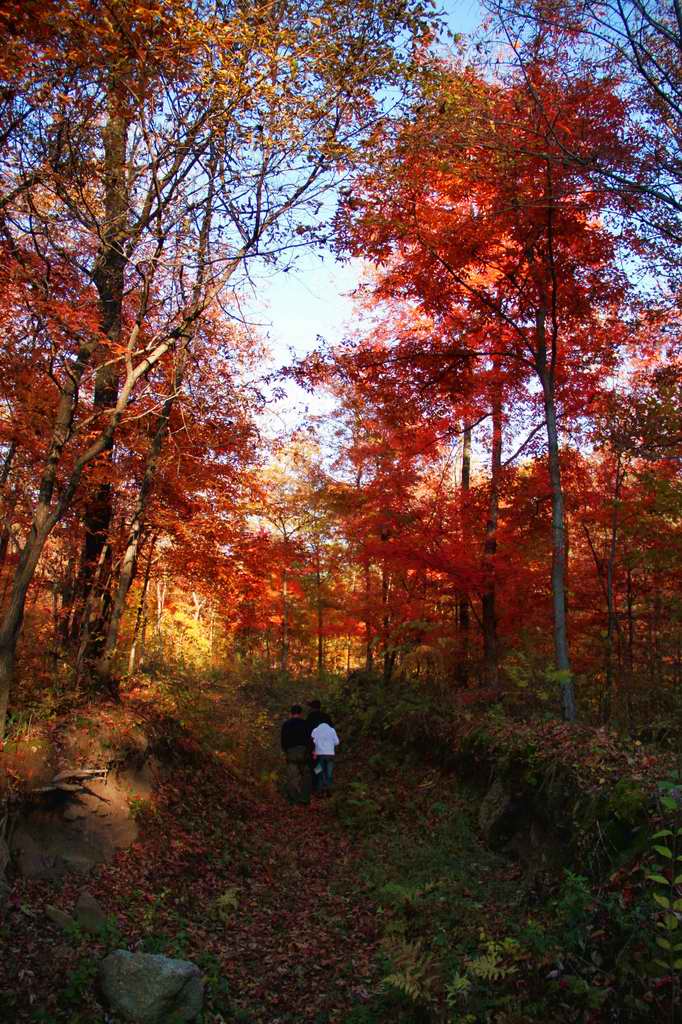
311,720,340,798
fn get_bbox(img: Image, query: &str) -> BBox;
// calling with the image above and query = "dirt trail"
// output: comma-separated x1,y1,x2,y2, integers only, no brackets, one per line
219,794,381,1023
212,686,381,1022
2,680,497,1024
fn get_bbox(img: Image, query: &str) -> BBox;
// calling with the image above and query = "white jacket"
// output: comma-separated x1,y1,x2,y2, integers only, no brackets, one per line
311,722,339,756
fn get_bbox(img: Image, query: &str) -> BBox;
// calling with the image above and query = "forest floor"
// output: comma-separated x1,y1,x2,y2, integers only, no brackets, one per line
1,673,675,1023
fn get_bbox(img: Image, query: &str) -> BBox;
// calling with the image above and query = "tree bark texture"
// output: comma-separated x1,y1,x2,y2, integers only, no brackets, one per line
482,395,502,686
536,309,576,722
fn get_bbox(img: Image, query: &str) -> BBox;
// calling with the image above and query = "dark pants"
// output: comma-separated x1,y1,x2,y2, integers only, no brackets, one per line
316,755,334,792
285,745,311,805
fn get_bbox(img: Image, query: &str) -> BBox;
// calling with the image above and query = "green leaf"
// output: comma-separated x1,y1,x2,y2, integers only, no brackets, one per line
674,959,682,970
660,798,677,813
654,845,673,859
654,894,671,909
673,900,682,912
674,875,682,885
657,937,672,950
653,829,674,838
647,874,669,885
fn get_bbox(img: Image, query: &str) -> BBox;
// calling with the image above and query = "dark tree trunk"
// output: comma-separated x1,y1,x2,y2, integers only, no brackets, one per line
71,81,129,659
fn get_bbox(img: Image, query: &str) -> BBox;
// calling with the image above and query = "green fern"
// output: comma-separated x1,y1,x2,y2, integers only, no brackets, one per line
382,939,440,1004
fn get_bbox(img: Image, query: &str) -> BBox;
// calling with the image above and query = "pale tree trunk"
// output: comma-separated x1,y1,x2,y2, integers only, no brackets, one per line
265,629,271,671
208,605,216,665
379,525,394,682
536,309,576,722
192,592,206,621
364,560,374,672
154,577,167,659
482,394,502,686
127,535,155,675
457,425,471,685
315,556,324,679
281,571,289,674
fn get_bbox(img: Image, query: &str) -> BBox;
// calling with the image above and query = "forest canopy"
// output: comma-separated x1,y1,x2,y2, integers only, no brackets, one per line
0,0,680,733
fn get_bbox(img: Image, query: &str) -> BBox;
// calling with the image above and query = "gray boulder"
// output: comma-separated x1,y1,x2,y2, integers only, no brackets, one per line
75,890,108,934
98,950,204,1023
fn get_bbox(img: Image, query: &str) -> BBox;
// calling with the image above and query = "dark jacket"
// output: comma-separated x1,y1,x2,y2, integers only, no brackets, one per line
305,710,333,732
281,716,312,752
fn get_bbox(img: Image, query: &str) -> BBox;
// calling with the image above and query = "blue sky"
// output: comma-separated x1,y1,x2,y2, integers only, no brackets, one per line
245,1,484,429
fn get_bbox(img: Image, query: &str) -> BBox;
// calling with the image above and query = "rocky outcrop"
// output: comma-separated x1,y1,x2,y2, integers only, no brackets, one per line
478,776,514,846
9,767,150,877
98,950,204,1023
3,707,160,880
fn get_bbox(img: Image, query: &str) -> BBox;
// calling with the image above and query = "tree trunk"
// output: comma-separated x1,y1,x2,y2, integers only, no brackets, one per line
382,563,393,682
457,424,471,685
316,559,324,678
155,577,166,658
0,441,17,570
536,310,576,722
0,515,52,733
482,395,502,686
281,572,289,673
364,560,374,671
94,136,218,686
603,454,623,722
71,77,129,653
127,535,155,675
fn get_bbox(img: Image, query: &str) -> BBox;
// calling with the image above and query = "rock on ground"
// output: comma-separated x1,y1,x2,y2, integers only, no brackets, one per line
98,950,204,1024
75,890,108,933
45,904,77,931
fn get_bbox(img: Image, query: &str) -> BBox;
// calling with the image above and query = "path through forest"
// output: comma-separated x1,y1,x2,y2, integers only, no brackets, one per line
2,680,519,1024
190,678,521,1024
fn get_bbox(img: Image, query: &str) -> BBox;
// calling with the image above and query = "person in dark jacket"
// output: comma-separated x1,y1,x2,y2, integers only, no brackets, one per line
281,705,312,805
305,699,333,731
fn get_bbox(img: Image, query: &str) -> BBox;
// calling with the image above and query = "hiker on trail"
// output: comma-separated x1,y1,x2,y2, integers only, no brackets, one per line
306,699,333,795
305,698,333,731
311,719,340,798
280,705,312,806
